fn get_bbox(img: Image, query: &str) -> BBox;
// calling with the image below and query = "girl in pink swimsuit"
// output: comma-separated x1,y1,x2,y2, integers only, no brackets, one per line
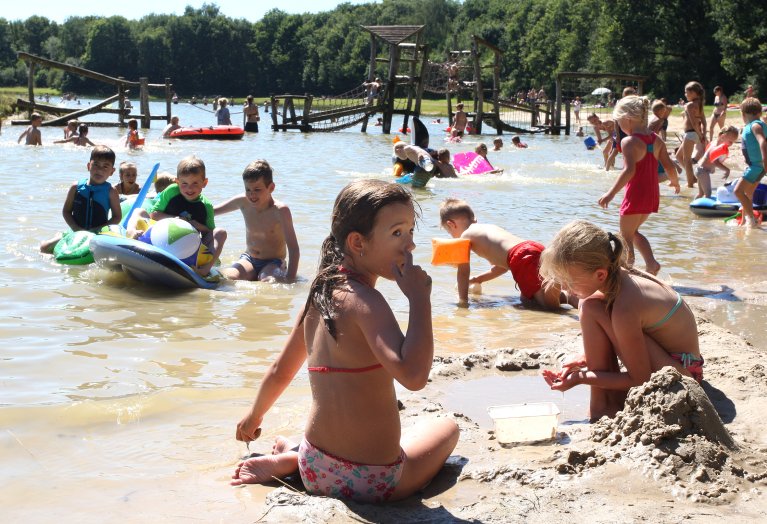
232,179,458,503
598,96,680,275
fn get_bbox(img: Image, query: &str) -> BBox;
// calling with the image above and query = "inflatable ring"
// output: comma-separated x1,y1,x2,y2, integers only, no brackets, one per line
431,238,471,265
398,127,411,134
54,230,95,265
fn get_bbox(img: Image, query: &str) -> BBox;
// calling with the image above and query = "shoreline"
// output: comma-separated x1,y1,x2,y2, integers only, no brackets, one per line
241,306,767,522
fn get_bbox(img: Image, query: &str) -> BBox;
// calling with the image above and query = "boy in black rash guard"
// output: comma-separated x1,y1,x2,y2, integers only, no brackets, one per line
40,145,121,253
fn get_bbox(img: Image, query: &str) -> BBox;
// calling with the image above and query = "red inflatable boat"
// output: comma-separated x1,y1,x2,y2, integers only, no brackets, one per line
169,125,245,140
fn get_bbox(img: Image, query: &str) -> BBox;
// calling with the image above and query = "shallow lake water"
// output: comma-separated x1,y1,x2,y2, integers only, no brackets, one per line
1,99,766,520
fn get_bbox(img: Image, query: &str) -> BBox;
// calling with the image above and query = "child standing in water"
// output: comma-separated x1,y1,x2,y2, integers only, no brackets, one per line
232,180,459,503
540,220,702,421
675,81,707,188
734,97,767,228
598,96,679,275
124,119,142,149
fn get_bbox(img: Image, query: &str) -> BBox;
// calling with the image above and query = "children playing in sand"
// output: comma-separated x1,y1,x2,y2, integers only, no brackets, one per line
675,81,707,188
114,161,141,196
598,96,679,275
439,198,577,310
734,97,767,228
232,179,459,503
17,113,42,145
539,220,702,421
694,126,739,199
131,156,227,276
214,160,300,282
40,145,121,253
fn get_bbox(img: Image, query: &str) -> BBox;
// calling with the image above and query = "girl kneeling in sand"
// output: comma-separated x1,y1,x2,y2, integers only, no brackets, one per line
232,179,459,503
540,220,702,421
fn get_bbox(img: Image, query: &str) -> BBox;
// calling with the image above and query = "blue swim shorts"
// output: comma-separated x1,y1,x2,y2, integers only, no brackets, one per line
743,163,765,184
238,253,284,276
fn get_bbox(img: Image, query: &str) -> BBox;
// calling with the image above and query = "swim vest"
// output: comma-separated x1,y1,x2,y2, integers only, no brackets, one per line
72,178,112,230
742,120,767,166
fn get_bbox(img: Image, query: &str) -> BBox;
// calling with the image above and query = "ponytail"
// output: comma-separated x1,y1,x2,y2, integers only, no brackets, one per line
602,232,626,309
300,234,346,338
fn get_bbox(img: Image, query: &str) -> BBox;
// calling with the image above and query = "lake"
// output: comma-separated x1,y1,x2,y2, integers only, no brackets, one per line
1,99,765,521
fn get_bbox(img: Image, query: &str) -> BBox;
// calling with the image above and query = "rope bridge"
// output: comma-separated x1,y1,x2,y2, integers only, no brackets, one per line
271,83,382,132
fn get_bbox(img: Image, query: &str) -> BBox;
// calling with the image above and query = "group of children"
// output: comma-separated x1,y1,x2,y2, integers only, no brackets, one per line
40,146,300,282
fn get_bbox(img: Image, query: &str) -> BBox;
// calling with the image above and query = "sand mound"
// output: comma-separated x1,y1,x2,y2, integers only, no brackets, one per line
589,367,750,502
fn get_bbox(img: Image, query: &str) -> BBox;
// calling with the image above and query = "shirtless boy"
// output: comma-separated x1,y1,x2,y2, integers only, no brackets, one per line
215,160,299,282
439,198,577,309
18,113,42,145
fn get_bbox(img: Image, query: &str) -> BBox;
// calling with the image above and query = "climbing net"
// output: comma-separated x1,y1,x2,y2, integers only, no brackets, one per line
423,51,474,96
306,83,381,132
557,73,646,130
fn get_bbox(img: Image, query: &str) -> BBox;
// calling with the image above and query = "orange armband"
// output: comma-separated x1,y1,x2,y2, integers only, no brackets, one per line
431,238,471,265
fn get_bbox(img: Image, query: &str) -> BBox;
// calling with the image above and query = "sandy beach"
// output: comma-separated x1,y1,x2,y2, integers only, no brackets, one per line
229,111,767,523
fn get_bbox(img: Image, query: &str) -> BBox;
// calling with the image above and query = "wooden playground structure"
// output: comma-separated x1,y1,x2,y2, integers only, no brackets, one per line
12,52,173,128
271,25,428,134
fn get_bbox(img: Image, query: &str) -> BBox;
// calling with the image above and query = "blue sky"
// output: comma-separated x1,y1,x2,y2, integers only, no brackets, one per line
4,0,377,23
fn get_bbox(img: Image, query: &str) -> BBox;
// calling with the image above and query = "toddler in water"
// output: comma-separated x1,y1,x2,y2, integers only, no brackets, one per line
598,96,679,275
540,220,702,421
232,179,459,503
694,125,738,199
124,119,142,149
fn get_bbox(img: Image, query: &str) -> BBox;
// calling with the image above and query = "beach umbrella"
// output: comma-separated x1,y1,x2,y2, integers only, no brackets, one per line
591,87,611,95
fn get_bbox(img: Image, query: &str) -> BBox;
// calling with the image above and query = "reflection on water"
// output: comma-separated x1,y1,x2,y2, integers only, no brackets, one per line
1,100,766,518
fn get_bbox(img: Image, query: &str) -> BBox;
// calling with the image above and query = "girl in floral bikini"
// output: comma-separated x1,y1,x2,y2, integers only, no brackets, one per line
232,179,459,503
540,220,702,421
598,96,679,275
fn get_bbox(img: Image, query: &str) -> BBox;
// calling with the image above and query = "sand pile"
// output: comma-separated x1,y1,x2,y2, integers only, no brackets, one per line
589,367,759,502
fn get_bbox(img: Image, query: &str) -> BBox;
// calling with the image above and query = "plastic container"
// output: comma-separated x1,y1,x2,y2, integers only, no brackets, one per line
487,402,560,444
584,136,597,149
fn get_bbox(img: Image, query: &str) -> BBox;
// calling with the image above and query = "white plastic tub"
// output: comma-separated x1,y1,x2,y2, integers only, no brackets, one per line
487,402,560,444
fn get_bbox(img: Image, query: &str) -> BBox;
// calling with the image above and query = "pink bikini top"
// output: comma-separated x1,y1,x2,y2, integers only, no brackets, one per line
307,265,383,374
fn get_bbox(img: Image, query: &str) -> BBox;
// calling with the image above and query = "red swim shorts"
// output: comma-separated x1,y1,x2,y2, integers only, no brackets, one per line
507,240,545,300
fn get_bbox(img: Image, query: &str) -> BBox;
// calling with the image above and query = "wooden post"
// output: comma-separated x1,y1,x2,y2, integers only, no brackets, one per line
361,33,378,133
118,78,125,126
27,61,35,119
139,77,150,128
493,50,501,135
382,43,401,135
270,96,278,131
165,77,172,124
302,96,313,131
564,99,571,135
472,38,484,134
554,74,562,134
413,42,428,119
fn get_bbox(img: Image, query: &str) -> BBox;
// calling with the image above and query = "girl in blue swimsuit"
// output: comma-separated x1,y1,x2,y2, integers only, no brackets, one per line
539,220,703,421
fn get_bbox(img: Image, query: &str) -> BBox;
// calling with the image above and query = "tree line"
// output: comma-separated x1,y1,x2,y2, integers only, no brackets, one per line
0,0,764,101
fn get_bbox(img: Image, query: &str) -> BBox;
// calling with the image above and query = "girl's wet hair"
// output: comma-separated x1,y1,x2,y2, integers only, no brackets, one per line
539,220,628,309
613,95,651,127
301,179,416,338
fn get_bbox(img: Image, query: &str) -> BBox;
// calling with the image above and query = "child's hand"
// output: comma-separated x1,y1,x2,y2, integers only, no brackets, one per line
393,249,431,300
561,355,587,377
236,412,263,443
598,192,614,208
542,368,580,391
668,179,681,194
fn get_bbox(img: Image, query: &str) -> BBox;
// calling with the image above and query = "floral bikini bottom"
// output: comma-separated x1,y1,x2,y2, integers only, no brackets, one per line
298,438,404,503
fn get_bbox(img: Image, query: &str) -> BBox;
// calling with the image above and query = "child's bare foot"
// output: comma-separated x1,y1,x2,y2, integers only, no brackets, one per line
272,436,298,455
645,261,661,275
231,451,299,486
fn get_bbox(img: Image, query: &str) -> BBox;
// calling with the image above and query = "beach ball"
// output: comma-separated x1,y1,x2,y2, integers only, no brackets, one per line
141,218,201,262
